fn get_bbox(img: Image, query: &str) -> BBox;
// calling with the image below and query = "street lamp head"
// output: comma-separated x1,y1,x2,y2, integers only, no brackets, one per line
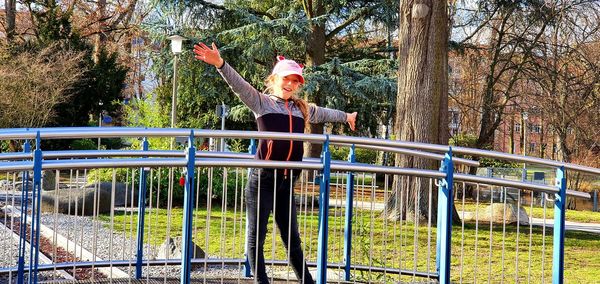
522,111,528,120
168,35,186,54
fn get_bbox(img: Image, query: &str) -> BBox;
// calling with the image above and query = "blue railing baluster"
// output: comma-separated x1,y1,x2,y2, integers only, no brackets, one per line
135,138,149,279
343,145,356,281
552,166,566,284
316,135,332,284
30,132,43,284
1,127,599,283
593,190,598,212
436,148,454,284
243,139,256,277
180,131,196,284
17,140,31,284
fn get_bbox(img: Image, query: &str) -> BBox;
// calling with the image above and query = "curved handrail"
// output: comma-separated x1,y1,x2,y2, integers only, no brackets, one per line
0,148,479,167
0,127,597,197
0,127,597,175
0,156,591,198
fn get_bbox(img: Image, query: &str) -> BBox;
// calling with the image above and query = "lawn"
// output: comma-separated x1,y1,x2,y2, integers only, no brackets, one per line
455,201,600,224
99,205,600,283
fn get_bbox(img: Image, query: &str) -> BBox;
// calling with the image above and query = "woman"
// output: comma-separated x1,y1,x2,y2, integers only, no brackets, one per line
193,42,357,284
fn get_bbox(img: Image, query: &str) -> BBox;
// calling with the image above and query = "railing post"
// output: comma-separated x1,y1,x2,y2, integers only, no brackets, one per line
593,190,598,212
552,166,567,284
135,138,149,279
343,145,356,281
316,135,332,284
17,140,31,284
243,139,256,277
180,131,196,284
436,147,454,284
29,132,43,284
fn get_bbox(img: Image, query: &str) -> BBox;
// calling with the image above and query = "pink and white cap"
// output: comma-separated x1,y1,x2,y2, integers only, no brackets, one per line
271,56,305,84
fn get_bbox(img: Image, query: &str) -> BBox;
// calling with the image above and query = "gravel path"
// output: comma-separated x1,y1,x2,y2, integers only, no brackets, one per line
0,220,28,268
2,205,304,281
37,212,245,279
0,214,72,283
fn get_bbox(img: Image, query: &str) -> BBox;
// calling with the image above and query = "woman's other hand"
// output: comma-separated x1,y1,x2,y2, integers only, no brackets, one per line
346,112,357,131
193,42,224,68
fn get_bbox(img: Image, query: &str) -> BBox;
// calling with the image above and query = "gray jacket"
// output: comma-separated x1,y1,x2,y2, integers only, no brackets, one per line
217,62,347,161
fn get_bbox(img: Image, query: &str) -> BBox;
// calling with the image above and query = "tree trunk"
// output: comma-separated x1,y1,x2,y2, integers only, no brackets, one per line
383,0,449,222
5,0,16,42
93,0,108,63
304,1,327,158
509,115,515,154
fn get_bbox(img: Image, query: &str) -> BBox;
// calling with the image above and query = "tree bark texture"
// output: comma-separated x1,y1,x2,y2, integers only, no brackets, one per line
304,1,327,158
5,0,16,41
93,0,108,63
385,0,449,222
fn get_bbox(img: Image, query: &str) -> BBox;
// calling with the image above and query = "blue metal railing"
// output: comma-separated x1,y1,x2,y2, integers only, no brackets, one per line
180,131,197,284
316,135,332,284
343,144,356,281
436,148,454,284
135,138,149,279
0,127,596,283
552,166,567,284
16,140,30,284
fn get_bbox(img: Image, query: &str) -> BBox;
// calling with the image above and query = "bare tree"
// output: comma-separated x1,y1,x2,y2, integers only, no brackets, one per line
526,1,600,164
0,44,86,129
4,0,16,42
383,0,449,221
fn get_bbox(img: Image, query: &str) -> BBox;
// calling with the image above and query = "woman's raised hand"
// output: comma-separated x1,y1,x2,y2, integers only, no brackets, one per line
193,42,224,68
346,112,357,131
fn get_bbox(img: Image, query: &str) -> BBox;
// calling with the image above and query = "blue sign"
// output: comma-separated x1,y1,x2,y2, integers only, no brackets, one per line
102,115,113,124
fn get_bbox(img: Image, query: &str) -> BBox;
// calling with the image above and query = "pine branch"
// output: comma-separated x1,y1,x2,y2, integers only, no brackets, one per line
194,0,276,20
326,5,377,41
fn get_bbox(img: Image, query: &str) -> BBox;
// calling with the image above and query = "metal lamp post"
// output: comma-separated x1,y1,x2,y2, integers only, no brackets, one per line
168,35,186,149
522,111,529,181
98,101,104,150
216,102,229,151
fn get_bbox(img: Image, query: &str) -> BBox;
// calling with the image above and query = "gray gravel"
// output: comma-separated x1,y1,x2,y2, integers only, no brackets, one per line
2,208,306,281
0,220,28,268
37,211,246,279
0,214,68,283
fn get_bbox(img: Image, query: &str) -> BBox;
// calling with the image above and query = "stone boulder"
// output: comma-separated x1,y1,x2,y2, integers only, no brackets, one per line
42,170,57,191
6,170,60,192
295,194,319,209
40,182,138,216
475,203,530,225
156,236,205,260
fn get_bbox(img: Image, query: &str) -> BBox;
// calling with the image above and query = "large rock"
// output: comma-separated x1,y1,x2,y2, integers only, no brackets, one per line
295,194,319,209
476,203,530,225
42,170,57,191
6,170,61,192
156,236,205,260
41,182,138,216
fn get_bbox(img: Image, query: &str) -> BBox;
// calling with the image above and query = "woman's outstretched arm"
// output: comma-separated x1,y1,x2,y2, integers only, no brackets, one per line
308,105,357,131
193,42,267,114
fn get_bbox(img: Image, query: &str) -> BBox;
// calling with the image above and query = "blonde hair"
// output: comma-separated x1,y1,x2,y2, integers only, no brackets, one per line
264,74,310,130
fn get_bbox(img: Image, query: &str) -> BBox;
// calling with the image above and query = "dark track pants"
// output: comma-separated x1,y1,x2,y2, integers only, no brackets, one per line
245,169,314,284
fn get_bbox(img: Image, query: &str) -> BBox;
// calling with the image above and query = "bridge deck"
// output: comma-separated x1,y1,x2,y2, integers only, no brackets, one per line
39,278,356,284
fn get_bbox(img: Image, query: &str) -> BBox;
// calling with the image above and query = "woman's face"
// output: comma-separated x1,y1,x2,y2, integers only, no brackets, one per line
273,74,302,100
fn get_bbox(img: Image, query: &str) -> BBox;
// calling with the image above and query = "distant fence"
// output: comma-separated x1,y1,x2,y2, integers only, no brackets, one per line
0,128,597,284
478,167,598,211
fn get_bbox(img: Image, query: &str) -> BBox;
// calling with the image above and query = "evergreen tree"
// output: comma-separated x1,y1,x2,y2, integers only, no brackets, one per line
142,0,398,152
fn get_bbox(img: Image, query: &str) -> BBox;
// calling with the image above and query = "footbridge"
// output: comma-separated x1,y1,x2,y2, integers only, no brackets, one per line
0,127,598,283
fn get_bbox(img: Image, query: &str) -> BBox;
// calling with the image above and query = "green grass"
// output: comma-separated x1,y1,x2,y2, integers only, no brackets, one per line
99,206,600,283
455,202,600,224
